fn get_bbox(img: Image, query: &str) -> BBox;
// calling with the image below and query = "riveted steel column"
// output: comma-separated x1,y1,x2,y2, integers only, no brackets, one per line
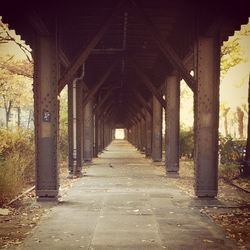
83,99,93,162
124,128,128,140
98,116,101,152
138,119,142,151
140,113,146,152
68,82,74,176
93,113,98,157
152,96,162,162
76,81,83,175
34,35,58,201
145,102,152,157
136,122,140,149
194,36,220,197
165,73,180,173
112,128,115,140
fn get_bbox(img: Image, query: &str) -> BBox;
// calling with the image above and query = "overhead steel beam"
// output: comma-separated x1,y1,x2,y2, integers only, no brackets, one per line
58,49,89,92
129,0,195,92
130,99,146,120
93,89,113,113
28,11,50,36
130,89,152,116
58,0,125,92
82,60,119,108
129,59,166,109
59,48,70,68
126,104,140,123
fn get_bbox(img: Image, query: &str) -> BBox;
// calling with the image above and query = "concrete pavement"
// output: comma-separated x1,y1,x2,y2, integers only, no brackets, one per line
12,140,236,250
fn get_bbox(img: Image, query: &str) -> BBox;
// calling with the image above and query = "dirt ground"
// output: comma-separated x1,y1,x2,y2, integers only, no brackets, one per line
0,161,250,249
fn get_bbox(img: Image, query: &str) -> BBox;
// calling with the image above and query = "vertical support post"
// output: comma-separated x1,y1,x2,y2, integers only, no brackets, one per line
194,36,220,197
145,100,152,157
165,73,180,173
68,83,74,176
93,113,99,157
98,114,104,152
68,80,77,178
124,128,128,140
140,113,146,152
34,35,58,201
138,120,142,151
83,98,93,162
152,96,162,162
76,80,83,176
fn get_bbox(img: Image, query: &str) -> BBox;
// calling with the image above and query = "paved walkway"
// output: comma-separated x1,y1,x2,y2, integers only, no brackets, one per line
14,140,236,249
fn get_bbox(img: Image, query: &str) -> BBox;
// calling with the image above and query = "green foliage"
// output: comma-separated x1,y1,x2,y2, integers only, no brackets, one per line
219,135,246,165
180,128,194,158
0,128,34,204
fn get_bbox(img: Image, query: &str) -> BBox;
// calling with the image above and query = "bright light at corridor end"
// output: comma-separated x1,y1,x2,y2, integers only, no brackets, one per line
115,129,125,139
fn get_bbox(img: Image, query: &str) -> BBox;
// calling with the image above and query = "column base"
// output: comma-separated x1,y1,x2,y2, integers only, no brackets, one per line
75,171,84,178
37,196,58,202
166,171,179,178
195,189,217,198
153,160,164,166
67,172,74,179
36,190,58,202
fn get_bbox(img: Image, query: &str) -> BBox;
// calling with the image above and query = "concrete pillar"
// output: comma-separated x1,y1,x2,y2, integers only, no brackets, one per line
33,35,58,201
83,99,93,162
145,106,152,157
165,73,180,173
152,96,162,162
194,36,220,197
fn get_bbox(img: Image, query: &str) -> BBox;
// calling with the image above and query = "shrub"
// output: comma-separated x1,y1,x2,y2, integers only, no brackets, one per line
219,135,246,165
219,163,241,180
180,128,194,158
0,128,34,205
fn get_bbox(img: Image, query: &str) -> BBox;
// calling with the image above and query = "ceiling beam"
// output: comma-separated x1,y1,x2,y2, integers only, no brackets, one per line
82,60,119,108
130,89,152,116
129,59,166,109
93,89,113,114
58,0,126,93
129,0,195,92
58,49,89,92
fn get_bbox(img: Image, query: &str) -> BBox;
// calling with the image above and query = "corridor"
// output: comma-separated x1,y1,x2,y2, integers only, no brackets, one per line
13,141,236,250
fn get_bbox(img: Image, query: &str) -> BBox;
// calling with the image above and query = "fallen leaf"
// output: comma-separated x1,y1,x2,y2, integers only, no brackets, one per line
203,239,214,243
